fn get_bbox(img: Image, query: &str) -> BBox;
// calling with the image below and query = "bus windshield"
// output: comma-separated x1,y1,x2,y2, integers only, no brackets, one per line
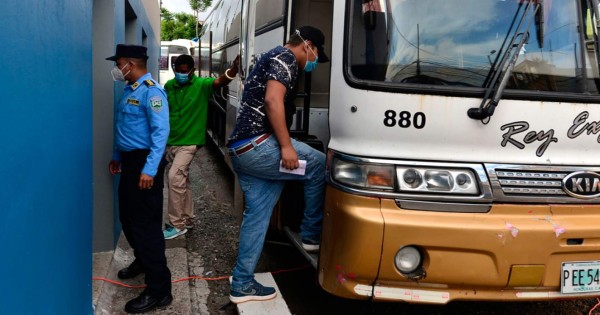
348,0,600,94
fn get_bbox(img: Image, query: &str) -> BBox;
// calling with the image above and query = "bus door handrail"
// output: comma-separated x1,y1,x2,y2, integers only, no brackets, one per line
292,73,312,137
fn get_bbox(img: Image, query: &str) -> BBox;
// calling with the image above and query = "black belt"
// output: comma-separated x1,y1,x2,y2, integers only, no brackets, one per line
228,134,271,157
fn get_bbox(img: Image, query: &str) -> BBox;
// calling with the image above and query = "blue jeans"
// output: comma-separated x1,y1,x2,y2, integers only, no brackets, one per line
230,135,325,289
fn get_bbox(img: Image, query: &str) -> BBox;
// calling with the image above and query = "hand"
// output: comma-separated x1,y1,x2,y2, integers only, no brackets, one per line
109,160,121,175
230,54,240,75
139,173,154,190
280,146,299,170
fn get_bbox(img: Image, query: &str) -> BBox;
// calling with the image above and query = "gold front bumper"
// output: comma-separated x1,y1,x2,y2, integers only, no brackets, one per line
318,186,600,303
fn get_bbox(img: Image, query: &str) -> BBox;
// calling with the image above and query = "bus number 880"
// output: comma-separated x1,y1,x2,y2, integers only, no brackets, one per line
383,110,426,129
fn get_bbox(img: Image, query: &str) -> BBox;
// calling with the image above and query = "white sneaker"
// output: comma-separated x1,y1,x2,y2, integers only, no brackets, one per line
301,238,320,252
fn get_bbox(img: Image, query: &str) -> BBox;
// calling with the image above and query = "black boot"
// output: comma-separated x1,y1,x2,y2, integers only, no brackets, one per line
124,293,173,313
117,260,144,279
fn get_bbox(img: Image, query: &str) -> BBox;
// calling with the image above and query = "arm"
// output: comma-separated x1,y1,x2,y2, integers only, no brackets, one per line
212,54,240,89
140,90,170,189
265,80,298,170
109,103,122,174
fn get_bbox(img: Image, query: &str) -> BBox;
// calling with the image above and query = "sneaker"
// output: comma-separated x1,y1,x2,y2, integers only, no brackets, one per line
229,280,277,304
302,238,320,252
184,219,194,229
163,225,187,240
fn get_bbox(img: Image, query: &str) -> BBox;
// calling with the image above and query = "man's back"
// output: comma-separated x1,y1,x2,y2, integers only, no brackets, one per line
228,46,298,143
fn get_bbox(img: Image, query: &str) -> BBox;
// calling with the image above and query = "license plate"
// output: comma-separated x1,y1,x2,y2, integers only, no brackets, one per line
561,261,600,294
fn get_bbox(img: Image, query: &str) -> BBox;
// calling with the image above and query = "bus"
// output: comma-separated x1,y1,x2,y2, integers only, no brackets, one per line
201,0,600,304
159,39,200,85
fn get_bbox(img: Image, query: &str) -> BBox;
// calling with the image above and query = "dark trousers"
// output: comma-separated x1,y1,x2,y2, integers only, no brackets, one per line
118,149,171,296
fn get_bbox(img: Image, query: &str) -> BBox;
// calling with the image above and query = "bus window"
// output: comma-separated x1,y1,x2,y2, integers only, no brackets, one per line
200,31,212,77
160,46,169,70
168,45,189,55
212,0,229,51
255,0,284,31
225,0,242,43
347,0,598,95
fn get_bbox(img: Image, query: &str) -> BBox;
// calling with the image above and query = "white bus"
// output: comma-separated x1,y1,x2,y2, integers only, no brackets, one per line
202,0,600,304
159,39,200,85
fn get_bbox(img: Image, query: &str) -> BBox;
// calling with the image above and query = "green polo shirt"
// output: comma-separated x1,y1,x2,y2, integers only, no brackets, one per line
164,75,216,146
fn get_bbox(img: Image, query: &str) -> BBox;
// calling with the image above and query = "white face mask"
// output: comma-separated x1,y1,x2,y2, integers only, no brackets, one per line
111,62,131,81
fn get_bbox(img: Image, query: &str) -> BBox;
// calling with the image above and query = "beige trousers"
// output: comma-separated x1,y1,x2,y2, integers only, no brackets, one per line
165,145,198,229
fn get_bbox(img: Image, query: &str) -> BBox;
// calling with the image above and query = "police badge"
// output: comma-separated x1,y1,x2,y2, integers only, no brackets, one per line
149,96,164,113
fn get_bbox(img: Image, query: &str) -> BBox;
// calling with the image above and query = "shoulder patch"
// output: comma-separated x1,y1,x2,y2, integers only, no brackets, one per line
144,79,155,87
149,96,164,113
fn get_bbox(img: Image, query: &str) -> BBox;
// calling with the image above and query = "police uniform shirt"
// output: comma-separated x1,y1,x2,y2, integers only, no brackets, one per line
227,46,298,143
112,73,169,176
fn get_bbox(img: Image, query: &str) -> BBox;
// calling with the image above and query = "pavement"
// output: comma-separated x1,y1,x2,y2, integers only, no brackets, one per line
91,183,291,315
93,233,192,315
92,235,290,315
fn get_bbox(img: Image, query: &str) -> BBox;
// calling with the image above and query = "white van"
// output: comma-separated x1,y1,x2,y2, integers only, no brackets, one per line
159,39,200,85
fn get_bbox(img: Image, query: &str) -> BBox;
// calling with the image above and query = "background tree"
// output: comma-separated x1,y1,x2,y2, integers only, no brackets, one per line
189,0,212,38
161,8,197,40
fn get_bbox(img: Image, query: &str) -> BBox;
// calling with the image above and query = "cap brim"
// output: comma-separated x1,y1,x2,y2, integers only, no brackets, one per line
317,47,329,63
106,55,118,61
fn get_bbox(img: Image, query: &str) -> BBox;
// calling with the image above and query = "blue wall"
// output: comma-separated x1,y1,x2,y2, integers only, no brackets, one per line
0,0,93,314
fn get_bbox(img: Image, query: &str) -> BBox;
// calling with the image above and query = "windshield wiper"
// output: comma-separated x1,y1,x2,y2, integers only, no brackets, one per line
468,1,542,122
586,0,600,89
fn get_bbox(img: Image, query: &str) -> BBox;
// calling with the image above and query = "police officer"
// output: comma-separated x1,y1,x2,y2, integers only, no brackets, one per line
106,44,172,313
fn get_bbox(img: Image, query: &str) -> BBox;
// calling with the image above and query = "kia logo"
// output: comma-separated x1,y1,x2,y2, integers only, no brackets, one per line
562,171,600,199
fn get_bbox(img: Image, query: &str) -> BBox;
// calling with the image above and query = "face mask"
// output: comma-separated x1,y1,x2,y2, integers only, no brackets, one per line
175,71,192,84
303,45,319,73
111,62,131,81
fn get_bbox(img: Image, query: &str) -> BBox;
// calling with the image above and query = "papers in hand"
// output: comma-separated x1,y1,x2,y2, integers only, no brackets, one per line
279,160,306,175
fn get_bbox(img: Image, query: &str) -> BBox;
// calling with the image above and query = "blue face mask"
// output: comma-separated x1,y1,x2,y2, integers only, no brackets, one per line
303,46,319,73
304,56,318,73
175,71,191,84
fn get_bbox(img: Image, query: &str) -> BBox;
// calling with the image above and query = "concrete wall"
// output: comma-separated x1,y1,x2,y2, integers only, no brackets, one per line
93,0,119,253
0,1,94,314
93,0,162,251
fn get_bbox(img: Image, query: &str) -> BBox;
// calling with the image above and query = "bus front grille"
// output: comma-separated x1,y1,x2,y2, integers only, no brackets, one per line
485,164,600,203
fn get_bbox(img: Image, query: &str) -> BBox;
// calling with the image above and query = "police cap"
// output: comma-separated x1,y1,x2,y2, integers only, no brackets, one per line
106,44,149,61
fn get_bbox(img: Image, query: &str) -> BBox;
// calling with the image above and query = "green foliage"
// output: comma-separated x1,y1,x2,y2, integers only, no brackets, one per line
189,0,213,39
161,8,199,41
189,0,212,12
160,1,212,40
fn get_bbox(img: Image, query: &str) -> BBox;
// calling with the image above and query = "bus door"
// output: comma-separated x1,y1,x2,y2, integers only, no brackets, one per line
202,0,334,253
262,0,333,266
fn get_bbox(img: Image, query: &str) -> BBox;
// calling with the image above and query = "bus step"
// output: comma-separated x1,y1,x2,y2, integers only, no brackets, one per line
283,226,318,269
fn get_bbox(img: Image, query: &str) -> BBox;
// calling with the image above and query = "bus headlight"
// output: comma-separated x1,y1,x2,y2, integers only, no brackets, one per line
332,158,394,190
397,167,479,194
394,246,422,274
402,169,422,188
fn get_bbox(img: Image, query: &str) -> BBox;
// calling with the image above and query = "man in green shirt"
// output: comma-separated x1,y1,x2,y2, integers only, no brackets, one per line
163,54,239,239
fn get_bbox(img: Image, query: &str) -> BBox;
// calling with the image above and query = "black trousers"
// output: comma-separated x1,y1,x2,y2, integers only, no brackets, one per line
118,149,171,296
